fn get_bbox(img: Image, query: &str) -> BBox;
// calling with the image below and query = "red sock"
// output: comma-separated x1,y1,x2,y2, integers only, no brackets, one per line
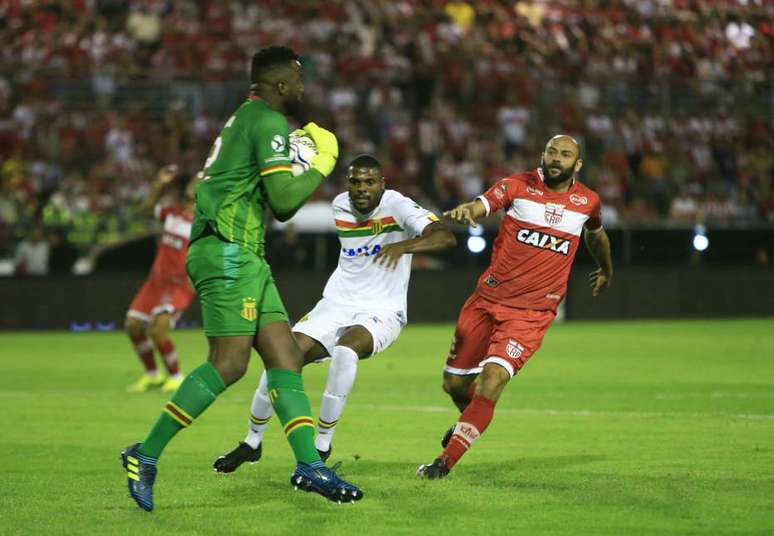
156,339,180,375
442,395,496,469
130,334,156,373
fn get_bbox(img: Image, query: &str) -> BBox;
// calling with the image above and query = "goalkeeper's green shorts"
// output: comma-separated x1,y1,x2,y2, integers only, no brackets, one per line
186,232,289,337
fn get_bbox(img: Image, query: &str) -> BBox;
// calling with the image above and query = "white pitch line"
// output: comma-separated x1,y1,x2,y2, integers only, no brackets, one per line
0,391,772,421
0,391,34,398
360,404,774,421
655,392,774,400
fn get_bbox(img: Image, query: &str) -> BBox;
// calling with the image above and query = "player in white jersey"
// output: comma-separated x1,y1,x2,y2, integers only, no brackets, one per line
213,155,456,472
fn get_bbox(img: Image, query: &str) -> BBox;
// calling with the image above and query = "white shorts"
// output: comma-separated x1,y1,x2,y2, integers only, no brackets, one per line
292,297,406,358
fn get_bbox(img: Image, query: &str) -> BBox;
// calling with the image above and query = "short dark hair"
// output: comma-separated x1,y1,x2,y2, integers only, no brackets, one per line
250,46,299,84
348,154,382,173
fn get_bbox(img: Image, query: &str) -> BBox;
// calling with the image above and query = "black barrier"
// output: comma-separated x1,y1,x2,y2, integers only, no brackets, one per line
72,227,774,274
1,266,771,330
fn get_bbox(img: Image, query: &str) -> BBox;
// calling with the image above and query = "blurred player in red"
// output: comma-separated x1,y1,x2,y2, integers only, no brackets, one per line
124,165,198,393
417,135,614,478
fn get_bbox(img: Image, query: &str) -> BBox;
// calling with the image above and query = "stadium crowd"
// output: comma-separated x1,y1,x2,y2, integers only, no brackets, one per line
2,0,774,263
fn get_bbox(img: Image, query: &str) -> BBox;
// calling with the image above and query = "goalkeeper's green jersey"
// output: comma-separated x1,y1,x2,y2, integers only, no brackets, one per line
191,97,293,256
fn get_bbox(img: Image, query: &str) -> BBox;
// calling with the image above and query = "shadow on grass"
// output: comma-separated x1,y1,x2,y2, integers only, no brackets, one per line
178,454,608,506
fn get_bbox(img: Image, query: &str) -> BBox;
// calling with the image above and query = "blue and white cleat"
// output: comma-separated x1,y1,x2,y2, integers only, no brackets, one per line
121,443,157,512
290,461,363,503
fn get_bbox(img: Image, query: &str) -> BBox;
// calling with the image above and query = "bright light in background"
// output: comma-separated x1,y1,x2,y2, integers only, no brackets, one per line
469,224,484,236
692,234,709,252
467,235,486,253
692,224,709,252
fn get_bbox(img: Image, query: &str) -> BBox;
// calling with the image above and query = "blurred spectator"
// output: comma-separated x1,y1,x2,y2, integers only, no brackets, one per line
670,187,701,224
14,225,50,275
1,0,773,257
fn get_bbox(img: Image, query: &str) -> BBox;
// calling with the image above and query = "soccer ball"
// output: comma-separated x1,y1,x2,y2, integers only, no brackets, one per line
289,131,317,176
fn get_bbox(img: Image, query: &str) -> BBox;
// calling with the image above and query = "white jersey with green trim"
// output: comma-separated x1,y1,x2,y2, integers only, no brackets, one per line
322,189,439,316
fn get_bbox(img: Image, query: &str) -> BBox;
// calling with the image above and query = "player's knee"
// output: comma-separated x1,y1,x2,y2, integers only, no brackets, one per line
125,317,146,338
148,321,169,346
477,364,511,399
442,375,468,398
214,359,248,386
208,345,251,386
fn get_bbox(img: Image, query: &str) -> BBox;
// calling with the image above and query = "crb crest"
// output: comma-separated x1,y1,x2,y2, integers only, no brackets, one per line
544,202,565,226
506,339,525,359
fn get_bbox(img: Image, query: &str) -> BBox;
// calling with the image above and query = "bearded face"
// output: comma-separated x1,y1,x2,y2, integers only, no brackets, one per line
541,137,581,187
541,158,577,186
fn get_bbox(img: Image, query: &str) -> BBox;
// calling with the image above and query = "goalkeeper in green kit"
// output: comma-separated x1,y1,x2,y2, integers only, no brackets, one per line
121,46,363,510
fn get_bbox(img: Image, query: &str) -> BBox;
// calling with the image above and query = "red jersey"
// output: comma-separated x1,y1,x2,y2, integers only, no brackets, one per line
149,203,194,285
475,168,602,312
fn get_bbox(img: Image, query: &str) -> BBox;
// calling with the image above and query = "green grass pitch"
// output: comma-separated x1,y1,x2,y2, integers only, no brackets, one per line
1,319,773,535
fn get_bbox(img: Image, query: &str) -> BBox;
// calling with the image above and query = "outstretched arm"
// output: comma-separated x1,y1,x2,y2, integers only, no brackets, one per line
140,165,179,216
443,199,488,227
90,164,178,260
374,221,457,270
584,227,613,296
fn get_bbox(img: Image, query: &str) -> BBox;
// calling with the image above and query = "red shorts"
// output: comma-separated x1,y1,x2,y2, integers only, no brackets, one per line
444,293,555,378
127,279,195,324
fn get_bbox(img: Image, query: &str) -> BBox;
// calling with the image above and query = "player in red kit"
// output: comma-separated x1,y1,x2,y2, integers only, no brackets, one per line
417,135,614,479
124,166,198,393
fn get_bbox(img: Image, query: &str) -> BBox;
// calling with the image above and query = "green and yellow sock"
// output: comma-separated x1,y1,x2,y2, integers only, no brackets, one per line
266,368,321,465
138,362,226,459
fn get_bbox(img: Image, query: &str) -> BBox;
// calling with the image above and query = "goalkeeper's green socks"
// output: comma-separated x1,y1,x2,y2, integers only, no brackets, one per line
266,368,322,464
138,362,226,459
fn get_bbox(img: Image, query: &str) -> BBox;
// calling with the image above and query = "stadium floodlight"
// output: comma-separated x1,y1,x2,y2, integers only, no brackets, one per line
692,225,709,252
467,235,486,254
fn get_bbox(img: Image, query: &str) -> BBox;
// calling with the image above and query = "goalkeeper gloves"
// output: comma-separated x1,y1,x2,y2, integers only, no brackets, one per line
302,122,338,177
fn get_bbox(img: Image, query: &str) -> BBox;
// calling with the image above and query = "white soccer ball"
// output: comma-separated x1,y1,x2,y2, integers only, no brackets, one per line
289,131,317,176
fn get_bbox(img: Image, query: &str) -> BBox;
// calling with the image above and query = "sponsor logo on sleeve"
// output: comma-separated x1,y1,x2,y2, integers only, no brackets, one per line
271,135,286,152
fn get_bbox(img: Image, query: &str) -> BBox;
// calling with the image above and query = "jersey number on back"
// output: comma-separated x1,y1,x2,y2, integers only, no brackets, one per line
203,115,236,172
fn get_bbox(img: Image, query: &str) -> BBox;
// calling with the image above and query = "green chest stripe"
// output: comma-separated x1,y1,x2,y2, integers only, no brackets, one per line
336,223,403,238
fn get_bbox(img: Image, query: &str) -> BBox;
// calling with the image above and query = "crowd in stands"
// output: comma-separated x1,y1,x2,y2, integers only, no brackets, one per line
2,0,774,264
